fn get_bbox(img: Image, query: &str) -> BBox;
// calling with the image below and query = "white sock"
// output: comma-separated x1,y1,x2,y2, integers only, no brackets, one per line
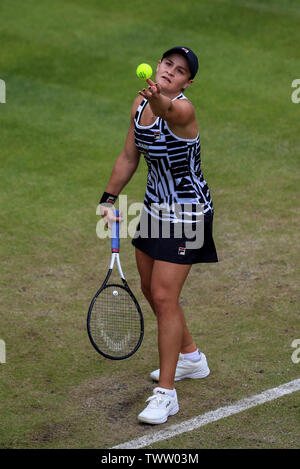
155,387,176,397
182,349,201,362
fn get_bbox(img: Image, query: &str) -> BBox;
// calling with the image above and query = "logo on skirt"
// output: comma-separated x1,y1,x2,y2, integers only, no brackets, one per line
178,247,186,255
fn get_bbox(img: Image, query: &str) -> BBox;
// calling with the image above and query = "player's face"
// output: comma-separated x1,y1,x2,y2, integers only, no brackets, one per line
156,54,193,95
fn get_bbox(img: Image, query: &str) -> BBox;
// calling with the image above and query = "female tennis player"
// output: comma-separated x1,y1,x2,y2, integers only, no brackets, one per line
99,46,218,424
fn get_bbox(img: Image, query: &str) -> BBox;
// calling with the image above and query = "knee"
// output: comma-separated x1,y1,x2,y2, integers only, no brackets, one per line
151,288,175,315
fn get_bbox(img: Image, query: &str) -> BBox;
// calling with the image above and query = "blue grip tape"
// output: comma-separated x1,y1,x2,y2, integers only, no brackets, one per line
111,209,119,252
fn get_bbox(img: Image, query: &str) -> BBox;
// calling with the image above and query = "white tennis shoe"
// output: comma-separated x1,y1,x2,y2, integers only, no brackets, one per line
138,388,179,425
150,352,210,382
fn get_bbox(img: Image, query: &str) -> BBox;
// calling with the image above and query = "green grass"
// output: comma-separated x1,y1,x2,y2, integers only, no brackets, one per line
0,0,299,449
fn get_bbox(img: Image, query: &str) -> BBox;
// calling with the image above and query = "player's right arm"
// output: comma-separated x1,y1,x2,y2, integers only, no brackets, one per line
100,96,142,225
105,96,142,196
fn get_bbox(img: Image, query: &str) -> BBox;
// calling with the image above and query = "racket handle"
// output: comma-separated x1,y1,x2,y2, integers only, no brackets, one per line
111,209,120,253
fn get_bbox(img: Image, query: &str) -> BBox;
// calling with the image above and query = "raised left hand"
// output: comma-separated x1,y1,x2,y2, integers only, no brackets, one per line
138,79,161,100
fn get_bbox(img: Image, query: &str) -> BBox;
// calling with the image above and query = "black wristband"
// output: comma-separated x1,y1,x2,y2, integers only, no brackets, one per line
99,191,118,205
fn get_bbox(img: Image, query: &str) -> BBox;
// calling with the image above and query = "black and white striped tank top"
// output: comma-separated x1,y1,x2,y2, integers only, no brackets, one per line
134,93,214,222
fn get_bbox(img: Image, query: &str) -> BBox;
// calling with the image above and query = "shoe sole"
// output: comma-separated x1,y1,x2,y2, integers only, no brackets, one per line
175,368,210,381
150,368,210,382
138,404,179,425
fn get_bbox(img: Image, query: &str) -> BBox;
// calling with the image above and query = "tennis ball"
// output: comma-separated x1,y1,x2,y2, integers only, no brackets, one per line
136,63,152,79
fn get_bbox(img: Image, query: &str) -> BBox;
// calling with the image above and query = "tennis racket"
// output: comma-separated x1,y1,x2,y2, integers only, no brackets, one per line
87,209,144,360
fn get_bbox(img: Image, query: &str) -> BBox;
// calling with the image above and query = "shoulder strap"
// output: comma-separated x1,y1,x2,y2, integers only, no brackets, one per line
172,92,187,101
134,98,147,122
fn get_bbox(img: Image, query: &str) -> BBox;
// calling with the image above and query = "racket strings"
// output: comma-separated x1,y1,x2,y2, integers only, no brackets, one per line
89,285,141,357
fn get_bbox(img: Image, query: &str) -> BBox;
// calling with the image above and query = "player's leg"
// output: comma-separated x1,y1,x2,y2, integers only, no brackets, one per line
135,248,155,311
150,260,192,390
137,259,191,424
136,255,210,424
135,248,196,354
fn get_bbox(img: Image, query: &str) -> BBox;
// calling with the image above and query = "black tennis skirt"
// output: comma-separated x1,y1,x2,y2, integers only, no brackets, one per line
131,209,218,265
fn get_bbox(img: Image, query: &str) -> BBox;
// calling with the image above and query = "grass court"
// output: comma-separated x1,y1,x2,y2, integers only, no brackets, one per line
0,0,299,449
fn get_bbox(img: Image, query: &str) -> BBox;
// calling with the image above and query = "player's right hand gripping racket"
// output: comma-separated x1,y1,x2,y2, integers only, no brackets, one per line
87,210,144,360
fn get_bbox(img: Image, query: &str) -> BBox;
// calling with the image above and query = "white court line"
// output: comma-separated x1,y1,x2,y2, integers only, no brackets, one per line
112,378,300,449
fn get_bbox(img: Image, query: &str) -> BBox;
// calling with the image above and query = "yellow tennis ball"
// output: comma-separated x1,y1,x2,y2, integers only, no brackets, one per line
136,63,152,79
